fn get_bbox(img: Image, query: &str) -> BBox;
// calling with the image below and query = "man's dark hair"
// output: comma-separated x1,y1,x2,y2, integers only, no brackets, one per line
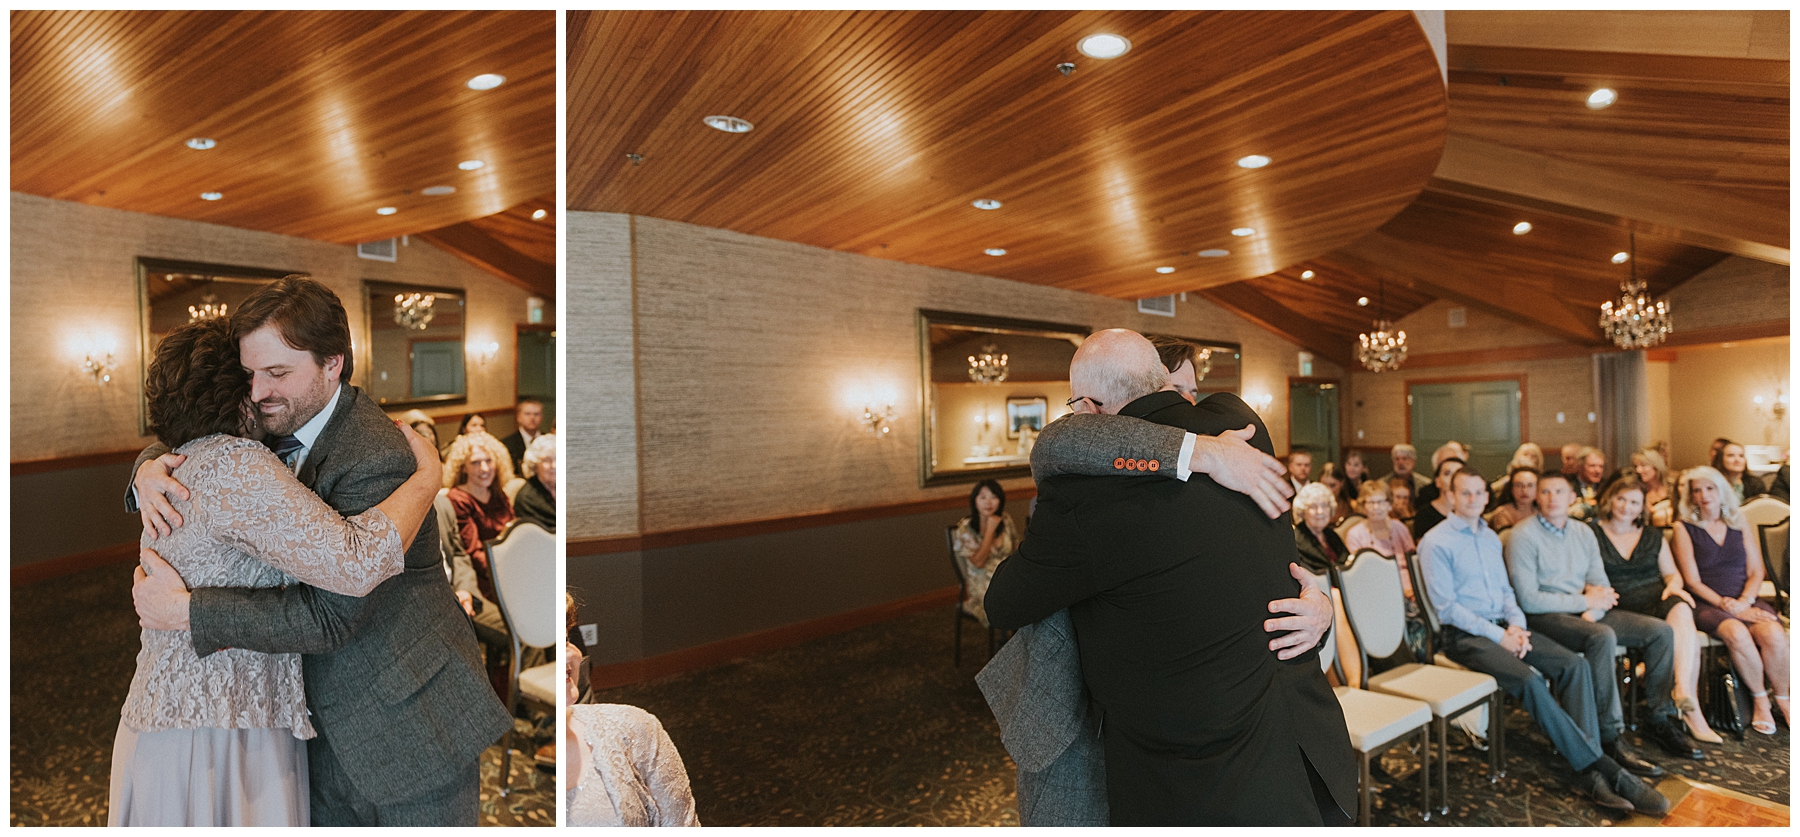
145,318,251,449
1537,470,1574,489
1451,466,1487,490
231,275,353,382
1287,448,1312,464
1147,334,1200,375
517,396,543,410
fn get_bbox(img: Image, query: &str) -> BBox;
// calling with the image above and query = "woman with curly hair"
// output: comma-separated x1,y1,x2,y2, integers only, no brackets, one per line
109,318,442,826
443,430,516,603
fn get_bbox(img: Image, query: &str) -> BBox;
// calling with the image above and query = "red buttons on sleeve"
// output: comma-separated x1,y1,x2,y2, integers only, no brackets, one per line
1148,459,1160,471
1114,458,1126,470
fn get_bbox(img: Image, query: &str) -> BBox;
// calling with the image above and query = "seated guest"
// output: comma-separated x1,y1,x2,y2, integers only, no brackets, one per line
1317,462,1351,522
1284,449,1313,496
1572,447,1606,518
1671,466,1789,734
458,412,487,436
1340,450,1368,497
398,408,439,456
565,598,699,826
501,397,546,473
1507,472,1692,763
1711,440,1768,503
1707,437,1731,467
1490,443,1544,507
514,433,557,532
1631,449,1675,525
1388,476,1416,524
1486,466,1539,530
1591,476,1719,745
1411,456,1464,540
1416,441,1468,506
1770,463,1790,504
1343,479,1427,658
1292,482,1346,573
1382,443,1429,493
444,431,515,603
1561,443,1584,480
951,479,1018,628
1422,469,1670,815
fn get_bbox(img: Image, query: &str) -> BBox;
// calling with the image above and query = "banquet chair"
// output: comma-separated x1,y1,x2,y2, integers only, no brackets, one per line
1406,552,1507,775
1335,549,1501,815
487,519,558,794
945,525,1002,665
1310,567,1434,825
1742,496,1789,613
1334,513,1366,544
503,475,527,504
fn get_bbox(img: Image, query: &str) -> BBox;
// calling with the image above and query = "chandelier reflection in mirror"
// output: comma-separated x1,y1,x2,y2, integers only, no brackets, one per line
1600,234,1672,349
393,292,436,330
967,344,1009,384
187,292,228,323
1356,276,1408,372
1194,347,1213,380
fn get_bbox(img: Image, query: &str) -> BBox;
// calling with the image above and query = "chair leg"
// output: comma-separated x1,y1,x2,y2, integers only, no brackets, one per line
1420,722,1433,822
1359,751,1372,827
1490,691,1506,779
1435,714,1449,815
953,607,962,667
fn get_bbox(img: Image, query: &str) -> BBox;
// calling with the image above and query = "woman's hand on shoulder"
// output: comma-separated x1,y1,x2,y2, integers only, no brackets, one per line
397,420,443,486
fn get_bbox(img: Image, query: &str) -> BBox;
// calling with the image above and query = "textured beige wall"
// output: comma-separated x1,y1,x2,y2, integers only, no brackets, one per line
1350,355,1598,450
1664,255,1789,332
1399,300,1569,354
1664,338,1790,471
11,192,546,461
1645,358,1672,452
569,213,1333,538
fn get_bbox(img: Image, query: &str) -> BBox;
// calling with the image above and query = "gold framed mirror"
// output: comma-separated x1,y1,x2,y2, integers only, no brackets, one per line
363,280,467,407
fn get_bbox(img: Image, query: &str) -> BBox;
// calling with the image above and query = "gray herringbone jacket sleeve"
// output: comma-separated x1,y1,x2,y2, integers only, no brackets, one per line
1030,413,1186,481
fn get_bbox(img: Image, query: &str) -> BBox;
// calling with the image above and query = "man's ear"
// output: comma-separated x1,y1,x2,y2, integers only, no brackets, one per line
323,354,344,382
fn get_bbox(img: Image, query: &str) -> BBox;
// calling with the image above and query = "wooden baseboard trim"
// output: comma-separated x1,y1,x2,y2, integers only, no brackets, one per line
13,542,138,586
569,486,1039,556
585,585,960,689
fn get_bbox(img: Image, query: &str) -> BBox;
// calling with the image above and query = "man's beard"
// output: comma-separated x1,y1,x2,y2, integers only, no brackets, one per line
258,377,335,436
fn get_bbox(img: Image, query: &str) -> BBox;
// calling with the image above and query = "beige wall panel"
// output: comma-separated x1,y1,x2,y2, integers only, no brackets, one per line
607,215,1320,534
567,211,641,538
1664,255,1790,333
1645,358,1672,455
1664,338,1790,472
1398,299,1569,355
11,192,543,462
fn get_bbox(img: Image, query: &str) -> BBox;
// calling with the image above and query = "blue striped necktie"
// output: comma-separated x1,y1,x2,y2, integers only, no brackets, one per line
267,434,304,466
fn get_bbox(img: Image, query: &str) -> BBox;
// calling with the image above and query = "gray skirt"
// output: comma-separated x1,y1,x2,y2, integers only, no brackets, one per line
107,721,309,827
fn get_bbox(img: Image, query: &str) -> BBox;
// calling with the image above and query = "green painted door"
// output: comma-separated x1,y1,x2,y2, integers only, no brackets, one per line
1289,381,1340,466
1410,380,1520,478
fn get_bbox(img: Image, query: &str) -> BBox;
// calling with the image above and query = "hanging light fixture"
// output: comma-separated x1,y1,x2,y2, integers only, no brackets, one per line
393,292,436,330
1194,347,1213,381
967,343,1009,384
1356,277,1408,373
1600,233,1672,349
187,291,228,323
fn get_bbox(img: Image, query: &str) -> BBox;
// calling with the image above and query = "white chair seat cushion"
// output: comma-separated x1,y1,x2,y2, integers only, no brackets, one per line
1368,663,1496,716
1333,686,1432,752
519,662,559,705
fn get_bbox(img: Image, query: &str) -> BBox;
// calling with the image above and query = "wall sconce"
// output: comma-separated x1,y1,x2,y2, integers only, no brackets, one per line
1247,392,1273,414
1753,389,1788,421
861,403,896,437
471,340,500,366
83,350,116,385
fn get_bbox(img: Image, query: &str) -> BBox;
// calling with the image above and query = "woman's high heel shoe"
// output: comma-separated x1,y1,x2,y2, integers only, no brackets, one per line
1677,696,1724,744
1748,691,1777,735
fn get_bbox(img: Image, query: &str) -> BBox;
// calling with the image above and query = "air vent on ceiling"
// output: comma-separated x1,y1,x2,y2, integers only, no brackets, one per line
1447,306,1467,328
358,238,397,262
1137,295,1176,317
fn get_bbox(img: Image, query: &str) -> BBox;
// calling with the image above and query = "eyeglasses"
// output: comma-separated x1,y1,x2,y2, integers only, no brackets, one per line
1065,395,1103,410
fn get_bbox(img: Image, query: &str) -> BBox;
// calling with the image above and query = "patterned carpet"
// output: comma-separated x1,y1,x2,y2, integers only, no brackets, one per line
594,606,1790,827
9,561,553,827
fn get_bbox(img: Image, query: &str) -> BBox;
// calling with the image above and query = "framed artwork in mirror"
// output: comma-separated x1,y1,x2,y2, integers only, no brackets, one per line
135,257,296,435
1005,396,1047,439
363,280,467,407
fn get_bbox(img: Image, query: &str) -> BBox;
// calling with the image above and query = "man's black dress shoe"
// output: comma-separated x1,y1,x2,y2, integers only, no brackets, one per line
1647,717,1705,760
1579,769,1633,812
1605,738,1664,778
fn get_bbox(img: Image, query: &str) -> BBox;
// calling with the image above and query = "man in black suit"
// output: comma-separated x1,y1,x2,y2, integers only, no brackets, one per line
128,277,512,826
986,329,1356,825
500,397,545,472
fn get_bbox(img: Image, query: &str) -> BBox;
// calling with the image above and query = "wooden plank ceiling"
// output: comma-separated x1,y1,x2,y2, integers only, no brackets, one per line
571,10,1787,369
11,10,556,298
570,10,1449,301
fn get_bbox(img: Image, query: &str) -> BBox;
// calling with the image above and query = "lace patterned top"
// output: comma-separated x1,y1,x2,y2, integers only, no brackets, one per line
566,704,700,827
119,434,406,740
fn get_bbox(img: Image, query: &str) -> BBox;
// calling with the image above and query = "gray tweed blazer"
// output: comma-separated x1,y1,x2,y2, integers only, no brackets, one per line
130,384,512,806
975,609,1108,827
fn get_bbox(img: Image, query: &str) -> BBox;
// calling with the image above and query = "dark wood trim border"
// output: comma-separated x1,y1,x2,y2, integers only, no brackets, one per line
569,486,1039,556
13,542,137,586
586,585,960,690
12,449,143,477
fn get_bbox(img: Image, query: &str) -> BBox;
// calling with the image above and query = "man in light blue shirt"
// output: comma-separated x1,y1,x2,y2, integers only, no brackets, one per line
1421,468,1669,816
1506,472,1694,765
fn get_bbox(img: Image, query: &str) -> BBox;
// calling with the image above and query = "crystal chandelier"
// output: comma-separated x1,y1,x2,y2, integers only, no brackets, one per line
187,292,228,323
1356,277,1408,373
1194,347,1213,380
967,343,1008,384
393,292,436,330
1600,234,1672,349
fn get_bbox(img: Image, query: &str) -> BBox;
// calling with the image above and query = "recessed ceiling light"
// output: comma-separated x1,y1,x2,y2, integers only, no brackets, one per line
1512,221,1532,235
1586,88,1617,109
376,206,397,216
972,199,1002,210
185,137,216,150
1236,154,1271,169
421,185,456,196
1155,266,1175,274
1077,34,1131,59
1357,296,1370,307
1611,251,1630,264
1198,249,1230,258
200,191,222,201
1231,227,1256,237
458,160,485,171
984,248,1007,256
532,209,547,220
703,114,754,133
466,73,506,90
1300,270,1315,280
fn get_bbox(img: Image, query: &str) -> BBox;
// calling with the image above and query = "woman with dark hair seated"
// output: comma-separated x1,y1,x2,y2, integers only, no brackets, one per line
109,318,442,826
1411,456,1464,540
951,479,1018,627
1711,440,1768,503
1485,466,1539,530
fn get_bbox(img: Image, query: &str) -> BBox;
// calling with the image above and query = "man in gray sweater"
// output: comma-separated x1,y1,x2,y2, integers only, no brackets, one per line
1505,471,1693,766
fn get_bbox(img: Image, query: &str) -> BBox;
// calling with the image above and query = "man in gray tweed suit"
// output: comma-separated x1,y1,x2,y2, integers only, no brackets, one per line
128,277,512,826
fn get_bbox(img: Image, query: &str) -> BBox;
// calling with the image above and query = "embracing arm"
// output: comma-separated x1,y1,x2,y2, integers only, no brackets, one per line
982,514,1106,631
1031,413,1292,518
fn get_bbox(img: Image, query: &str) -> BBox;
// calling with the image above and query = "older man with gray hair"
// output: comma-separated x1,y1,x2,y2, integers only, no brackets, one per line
1384,442,1429,492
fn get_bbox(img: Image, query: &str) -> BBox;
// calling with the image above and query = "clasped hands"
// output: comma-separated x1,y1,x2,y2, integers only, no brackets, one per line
1580,583,1619,621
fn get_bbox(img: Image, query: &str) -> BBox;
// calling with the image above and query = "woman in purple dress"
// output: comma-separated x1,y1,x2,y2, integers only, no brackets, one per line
1671,466,1788,734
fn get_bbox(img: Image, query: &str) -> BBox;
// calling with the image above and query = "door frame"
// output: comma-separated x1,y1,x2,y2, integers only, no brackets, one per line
1287,375,1342,460
1403,373,1529,445
514,322,555,404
